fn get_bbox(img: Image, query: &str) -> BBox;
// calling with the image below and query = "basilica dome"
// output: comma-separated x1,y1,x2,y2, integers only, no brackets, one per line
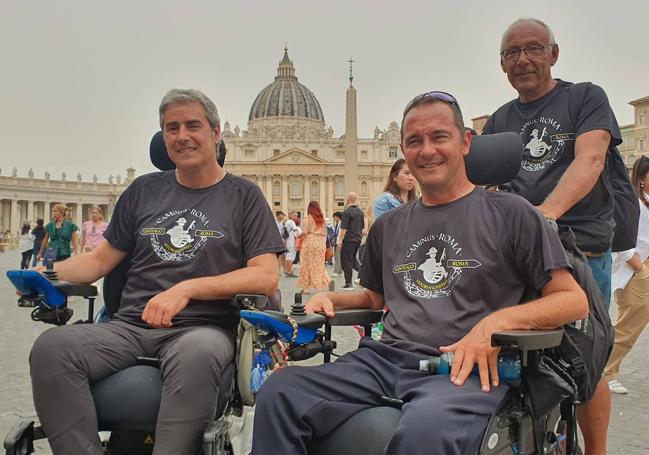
248,48,325,123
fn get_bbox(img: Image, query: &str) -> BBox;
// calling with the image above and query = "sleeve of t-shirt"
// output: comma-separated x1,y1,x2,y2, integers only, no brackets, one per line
503,197,571,293
103,183,137,253
241,184,286,262
573,83,622,147
481,114,496,134
358,218,384,295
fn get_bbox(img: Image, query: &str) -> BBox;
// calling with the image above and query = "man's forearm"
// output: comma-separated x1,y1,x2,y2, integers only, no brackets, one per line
325,289,382,311
175,257,279,301
54,253,110,283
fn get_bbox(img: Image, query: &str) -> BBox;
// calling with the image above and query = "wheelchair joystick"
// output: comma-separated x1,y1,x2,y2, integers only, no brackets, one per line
43,260,58,281
290,293,306,317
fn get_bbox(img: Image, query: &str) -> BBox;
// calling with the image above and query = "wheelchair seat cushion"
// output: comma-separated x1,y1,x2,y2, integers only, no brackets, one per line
308,406,400,455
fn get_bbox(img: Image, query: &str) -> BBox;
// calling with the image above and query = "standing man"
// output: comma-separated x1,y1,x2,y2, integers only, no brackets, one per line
338,193,364,289
482,17,620,455
29,88,284,454
283,211,300,277
276,210,287,273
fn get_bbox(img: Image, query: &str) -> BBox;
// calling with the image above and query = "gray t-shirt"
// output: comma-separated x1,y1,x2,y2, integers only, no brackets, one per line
359,187,569,356
482,80,622,253
104,171,285,329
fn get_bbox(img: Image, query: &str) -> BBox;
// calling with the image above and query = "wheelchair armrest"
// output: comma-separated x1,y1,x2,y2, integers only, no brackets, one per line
325,309,384,327
3,420,42,454
491,329,563,351
54,281,98,297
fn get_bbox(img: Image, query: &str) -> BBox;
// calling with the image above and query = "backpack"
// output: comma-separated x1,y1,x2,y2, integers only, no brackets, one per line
525,226,614,403
567,82,639,252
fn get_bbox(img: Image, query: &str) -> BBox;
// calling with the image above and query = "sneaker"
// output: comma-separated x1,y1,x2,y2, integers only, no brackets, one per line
340,284,354,291
332,272,341,277
608,380,628,394
354,278,361,284
285,273,298,278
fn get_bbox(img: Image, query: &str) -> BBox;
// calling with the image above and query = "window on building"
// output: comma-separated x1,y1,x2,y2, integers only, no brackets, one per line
290,177,302,197
389,146,398,158
640,138,646,152
274,201,281,207
361,181,368,195
337,201,345,207
361,150,368,160
336,150,345,159
335,179,344,197
273,180,281,197
639,112,645,126
274,149,280,157
311,149,318,156
311,180,319,197
245,148,255,158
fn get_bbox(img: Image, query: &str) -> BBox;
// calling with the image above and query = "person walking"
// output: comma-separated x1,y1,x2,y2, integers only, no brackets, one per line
297,201,331,294
373,158,417,220
18,222,34,269
331,211,343,277
30,219,46,267
81,206,108,253
604,156,649,394
283,211,300,277
37,204,79,263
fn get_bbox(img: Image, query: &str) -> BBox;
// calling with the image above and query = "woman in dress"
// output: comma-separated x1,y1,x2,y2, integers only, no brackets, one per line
604,156,649,394
37,204,79,263
373,158,417,220
81,206,108,253
297,201,331,294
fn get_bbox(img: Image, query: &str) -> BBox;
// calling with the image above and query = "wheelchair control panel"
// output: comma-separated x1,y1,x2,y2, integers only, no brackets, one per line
7,268,98,326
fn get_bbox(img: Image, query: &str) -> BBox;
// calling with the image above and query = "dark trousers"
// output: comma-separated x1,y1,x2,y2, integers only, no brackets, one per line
20,250,33,269
252,338,507,455
30,320,234,455
341,239,361,285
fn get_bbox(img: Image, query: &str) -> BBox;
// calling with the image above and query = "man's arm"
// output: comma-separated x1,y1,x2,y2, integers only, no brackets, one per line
537,130,610,220
440,268,588,392
337,228,347,246
305,288,385,318
51,239,128,283
71,231,79,255
142,252,280,328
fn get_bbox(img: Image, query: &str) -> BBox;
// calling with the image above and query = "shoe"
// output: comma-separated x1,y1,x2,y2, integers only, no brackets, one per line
285,273,298,278
354,278,361,284
332,272,341,277
608,379,628,394
340,284,354,291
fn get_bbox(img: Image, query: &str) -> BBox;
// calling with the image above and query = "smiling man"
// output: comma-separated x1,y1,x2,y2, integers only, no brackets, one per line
481,18,625,455
251,91,587,455
28,89,285,454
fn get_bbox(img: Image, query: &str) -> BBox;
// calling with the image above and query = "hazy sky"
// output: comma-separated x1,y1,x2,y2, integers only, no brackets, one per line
2,0,647,181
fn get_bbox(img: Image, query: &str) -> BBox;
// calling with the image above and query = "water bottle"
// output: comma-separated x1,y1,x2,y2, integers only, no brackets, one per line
419,350,521,386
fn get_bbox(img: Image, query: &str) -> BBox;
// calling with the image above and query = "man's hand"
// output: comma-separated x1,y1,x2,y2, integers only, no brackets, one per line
142,284,191,328
304,292,335,318
439,315,501,392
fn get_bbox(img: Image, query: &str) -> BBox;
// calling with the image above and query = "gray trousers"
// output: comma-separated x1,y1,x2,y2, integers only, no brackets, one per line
252,338,507,455
30,320,235,455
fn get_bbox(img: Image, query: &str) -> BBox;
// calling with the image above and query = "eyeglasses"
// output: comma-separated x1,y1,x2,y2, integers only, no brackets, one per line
402,91,461,118
501,44,554,62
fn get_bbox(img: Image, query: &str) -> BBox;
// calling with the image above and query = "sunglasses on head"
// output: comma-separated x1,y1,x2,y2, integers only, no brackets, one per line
402,91,461,118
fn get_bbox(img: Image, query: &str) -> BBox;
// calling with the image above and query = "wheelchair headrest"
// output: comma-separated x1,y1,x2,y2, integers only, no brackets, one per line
149,130,227,171
466,132,523,185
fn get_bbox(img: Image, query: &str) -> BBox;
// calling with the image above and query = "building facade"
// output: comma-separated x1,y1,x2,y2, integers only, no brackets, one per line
2,50,648,238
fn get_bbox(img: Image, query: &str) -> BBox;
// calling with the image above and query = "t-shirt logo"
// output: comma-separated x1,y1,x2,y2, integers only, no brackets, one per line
519,117,575,172
140,209,224,262
392,233,481,299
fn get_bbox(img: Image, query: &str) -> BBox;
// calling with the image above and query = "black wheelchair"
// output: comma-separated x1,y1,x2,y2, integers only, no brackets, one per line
4,131,582,455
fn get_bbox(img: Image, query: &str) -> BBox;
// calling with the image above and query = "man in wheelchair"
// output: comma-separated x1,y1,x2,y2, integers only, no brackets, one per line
28,88,285,454
251,91,589,454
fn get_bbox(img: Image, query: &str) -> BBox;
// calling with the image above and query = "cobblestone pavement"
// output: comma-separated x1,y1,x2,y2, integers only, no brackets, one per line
1,252,647,454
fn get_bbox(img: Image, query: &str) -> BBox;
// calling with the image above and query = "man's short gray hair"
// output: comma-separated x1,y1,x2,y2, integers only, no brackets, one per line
500,17,556,52
159,88,221,130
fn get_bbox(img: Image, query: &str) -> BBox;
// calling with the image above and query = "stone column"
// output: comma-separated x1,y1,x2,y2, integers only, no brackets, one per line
327,176,334,216
303,175,310,214
281,175,289,213
264,175,273,207
10,199,20,235
27,200,34,224
319,176,326,214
